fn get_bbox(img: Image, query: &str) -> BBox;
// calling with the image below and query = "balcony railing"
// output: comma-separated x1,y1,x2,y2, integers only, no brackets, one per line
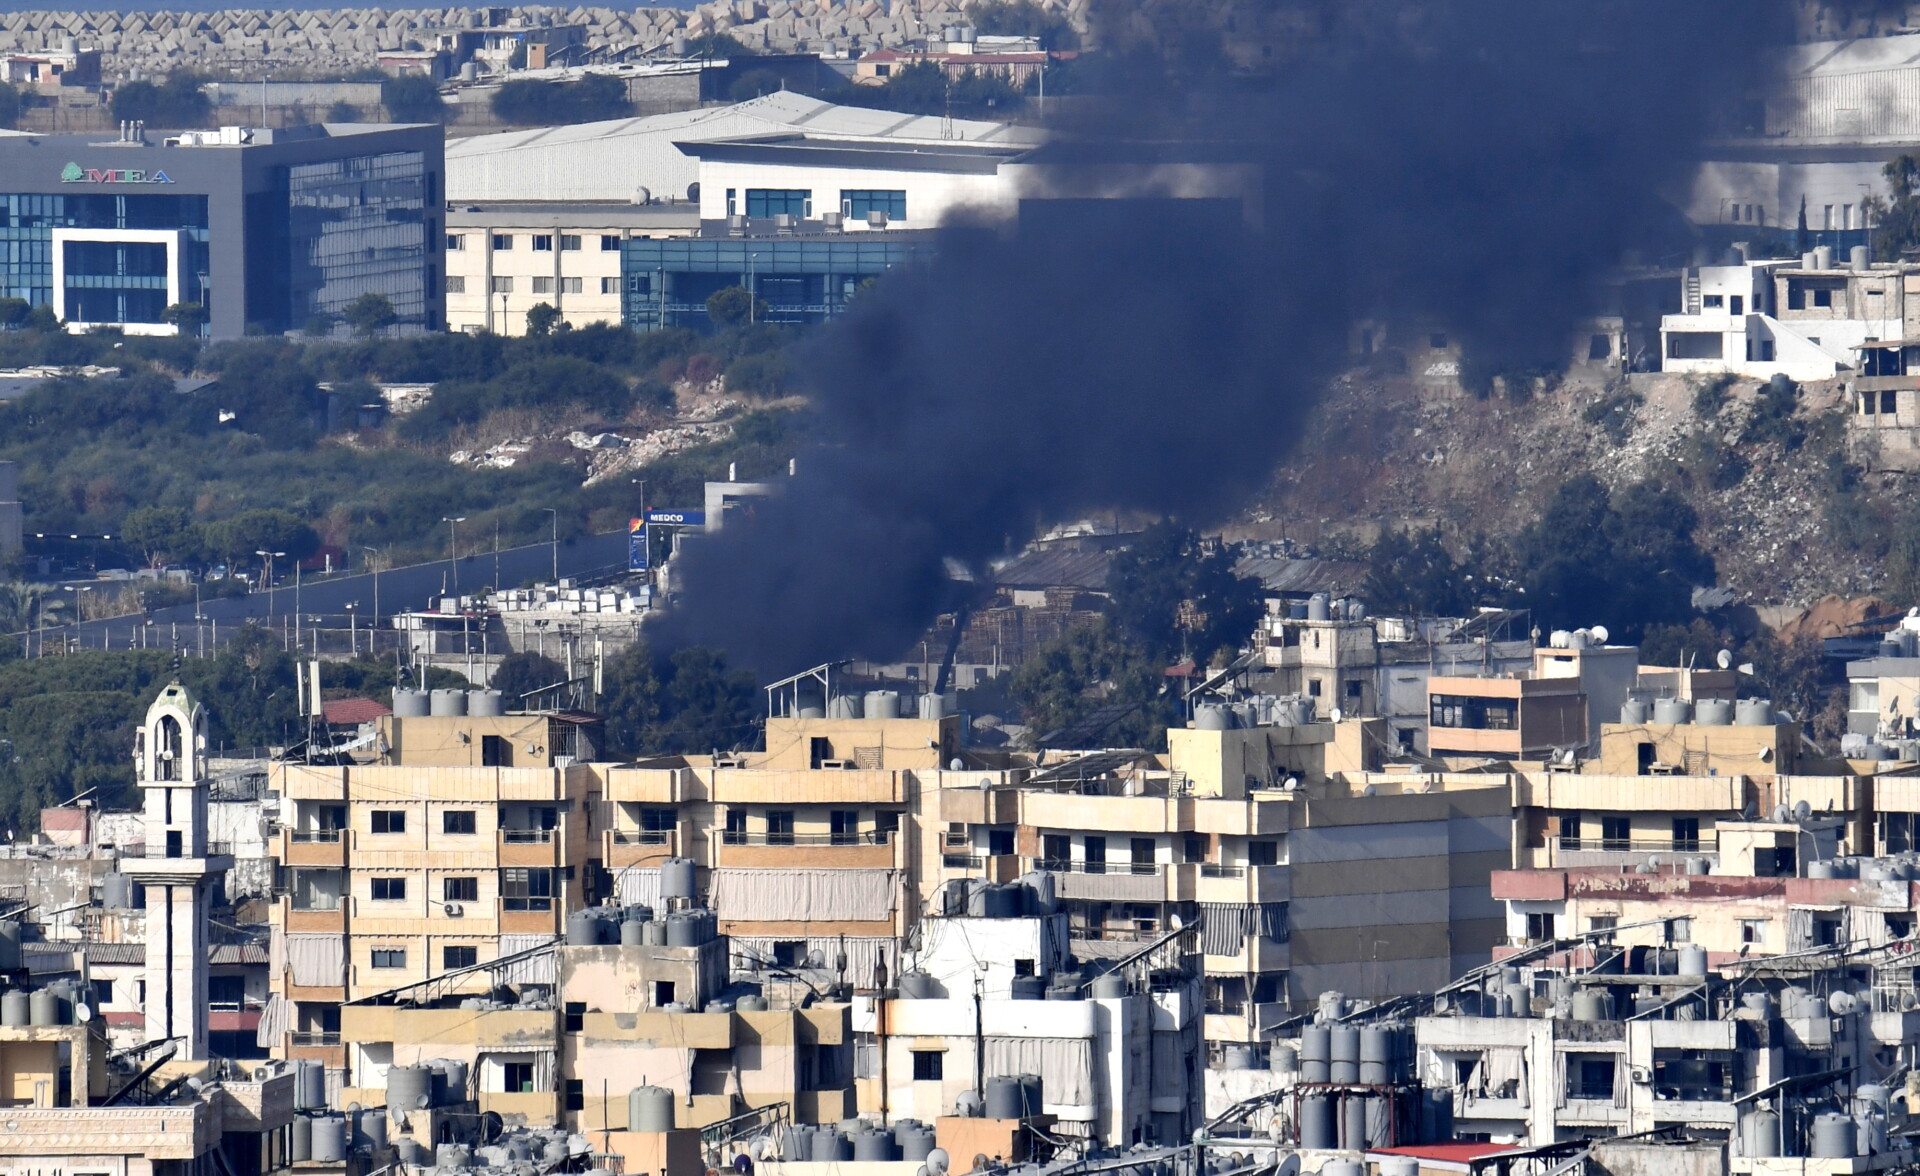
122,841,235,858
290,829,343,843
503,897,554,911
1201,864,1247,878
288,1031,341,1047
722,831,892,847
290,896,344,912
1036,858,1162,877
1554,838,1706,854
943,853,984,870
1565,1085,1616,1102
611,830,672,845
503,828,556,844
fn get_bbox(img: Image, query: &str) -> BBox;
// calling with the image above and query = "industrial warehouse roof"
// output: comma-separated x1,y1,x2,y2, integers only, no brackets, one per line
993,546,1116,592
446,91,1044,204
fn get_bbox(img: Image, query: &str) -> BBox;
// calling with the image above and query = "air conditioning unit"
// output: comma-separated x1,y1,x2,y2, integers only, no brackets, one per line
444,903,465,918
1630,1066,1650,1084
819,758,853,770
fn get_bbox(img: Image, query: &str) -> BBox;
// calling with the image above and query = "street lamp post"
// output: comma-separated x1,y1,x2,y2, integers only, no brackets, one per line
360,547,383,645
442,517,467,595
542,508,559,583
255,549,285,617
346,603,358,656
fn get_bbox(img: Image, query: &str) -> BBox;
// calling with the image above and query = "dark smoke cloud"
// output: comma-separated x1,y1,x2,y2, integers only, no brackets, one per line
655,0,1795,678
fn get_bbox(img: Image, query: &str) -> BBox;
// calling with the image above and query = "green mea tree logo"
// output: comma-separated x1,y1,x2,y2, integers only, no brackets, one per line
59,162,83,182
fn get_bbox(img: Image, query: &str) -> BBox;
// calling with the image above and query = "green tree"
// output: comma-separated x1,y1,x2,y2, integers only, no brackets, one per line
1105,521,1264,666
1876,154,1920,262
23,305,59,333
201,509,320,569
490,651,567,706
1366,527,1475,616
161,301,208,334
0,298,28,329
1009,619,1176,749
1509,475,1715,640
682,32,754,59
705,286,760,327
723,350,790,397
381,74,446,123
965,0,1076,48
110,74,211,127
524,302,562,338
342,292,399,337
598,644,758,757
120,505,195,567
0,81,20,130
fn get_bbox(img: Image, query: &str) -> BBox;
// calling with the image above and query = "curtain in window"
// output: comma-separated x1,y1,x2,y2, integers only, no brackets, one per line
983,1036,1095,1108
498,934,557,984
255,993,291,1048
286,933,345,986
1787,908,1815,952
616,868,662,907
1485,1047,1527,1107
710,869,898,922
1612,1055,1629,1108
1554,1051,1568,1109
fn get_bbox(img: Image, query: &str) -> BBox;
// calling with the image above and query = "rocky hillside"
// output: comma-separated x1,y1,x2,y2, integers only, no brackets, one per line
1237,367,1920,613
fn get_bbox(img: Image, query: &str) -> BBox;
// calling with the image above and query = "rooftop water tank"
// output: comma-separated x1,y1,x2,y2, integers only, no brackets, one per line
620,919,647,947
660,857,697,900
0,990,26,1027
393,688,430,717
1270,1043,1298,1072
1678,944,1709,977
919,693,945,721
1222,1045,1255,1071
809,1130,851,1162
1298,1094,1335,1149
629,1086,675,1132
1359,1027,1395,1084
356,1107,389,1152
469,690,506,717
1652,698,1692,725
1742,1109,1780,1157
1091,972,1127,999
983,1075,1026,1120
567,910,604,946
865,691,901,721
1736,698,1774,726
1300,1025,1332,1082
827,694,863,720
1009,975,1047,1000
311,1116,348,1164
1695,698,1733,726
1620,699,1651,724
1811,1112,1856,1158
1328,1025,1360,1082
1194,705,1231,731
387,1063,432,1112
291,1116,313,1162
429,688,467,717
897,971,938,999
851,1132,896,1162
1571,989,1609,1022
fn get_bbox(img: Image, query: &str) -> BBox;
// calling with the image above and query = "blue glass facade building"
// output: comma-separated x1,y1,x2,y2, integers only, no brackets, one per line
620,232,935,331
0,124,443,338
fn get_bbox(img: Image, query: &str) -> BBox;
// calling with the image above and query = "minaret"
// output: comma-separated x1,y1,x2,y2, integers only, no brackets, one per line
122,681,229,1061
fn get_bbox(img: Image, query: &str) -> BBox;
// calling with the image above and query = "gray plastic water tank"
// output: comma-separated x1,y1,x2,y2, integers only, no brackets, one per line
1695,698,1733,726
810,1130,851,1162
1359,1027,1394,1083
620,919,647,947
865,691,901,721
643,920,668,946
665,912,702,947
28,988,60,1025
1742,1108,1780,1157
1342,1095,1367,1149
567,910,604,946
899,1126,936,1161
852,1131,897,1161
356,1108,389,1151
1222,1045,1255,1071
297,1058,326,1110
1678,944,1709,976
1009,975,1047,1000
291,1115,313,1161
1652,698,1692,724
1194,705,1231,732
735,994,768,1012
919,694,946,721
0,921,20,971
393,688,430,717
1571,990,1609,1022
1270,1043,1298,1072
1091,972,1127,999
628,1086,675,1132
1300,1025,1332,1082
660,857,697,900
827,694,863,720
1308,593,1331,622
1812,1112,1856,1158
1620,699,1651,724
0,990,27,1027
1328,1025,1360,1082
898,972,938,999
429,688,468,717
469,689,506,717
102,872,134,909
311,1116,348,1163
387,1063,432,1112
1736,698,1775,726
1297,1094,1335,1149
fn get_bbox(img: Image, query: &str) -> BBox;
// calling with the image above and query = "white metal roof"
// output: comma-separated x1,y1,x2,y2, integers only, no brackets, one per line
445,91,1042,203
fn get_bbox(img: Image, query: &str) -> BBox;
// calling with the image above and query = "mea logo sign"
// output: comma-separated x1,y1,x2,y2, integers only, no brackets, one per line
60,161,174,184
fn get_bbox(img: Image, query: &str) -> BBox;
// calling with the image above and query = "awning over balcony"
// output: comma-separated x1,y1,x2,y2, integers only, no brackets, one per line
277,930,346,987
984,1036,1094,1110
712,868,898,923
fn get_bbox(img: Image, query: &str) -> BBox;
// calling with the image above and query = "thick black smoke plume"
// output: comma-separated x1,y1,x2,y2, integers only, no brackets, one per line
656,0,1794,677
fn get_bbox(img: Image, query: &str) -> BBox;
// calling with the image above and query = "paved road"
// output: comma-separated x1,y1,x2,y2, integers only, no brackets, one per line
32,530,631,653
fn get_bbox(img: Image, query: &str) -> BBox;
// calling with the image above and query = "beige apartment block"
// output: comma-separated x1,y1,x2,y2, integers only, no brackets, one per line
444,205,697,336
268,709,604,1076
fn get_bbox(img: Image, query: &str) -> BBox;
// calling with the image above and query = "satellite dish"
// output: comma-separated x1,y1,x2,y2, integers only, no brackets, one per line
73,1003,91,1023
1738,663,1757,676
1717,649,1733,670
1795,800,1812,820
1329,707,1344,723
1169,912,1184,930
346,1101,362,1114
927,1150,951,1176
1591,625,1610,644
415,1093,432,1109
1758,746,1774,762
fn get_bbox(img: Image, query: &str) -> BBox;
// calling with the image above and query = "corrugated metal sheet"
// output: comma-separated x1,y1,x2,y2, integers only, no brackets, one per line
993,547,1115,590
1771,69,1920,138
1231,556,1368,596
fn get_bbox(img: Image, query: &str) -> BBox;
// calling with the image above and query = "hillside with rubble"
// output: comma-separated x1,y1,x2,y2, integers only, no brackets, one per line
1239,368,1920,615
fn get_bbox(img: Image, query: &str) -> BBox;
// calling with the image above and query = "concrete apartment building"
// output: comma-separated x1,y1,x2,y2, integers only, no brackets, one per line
267,696,604,1072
